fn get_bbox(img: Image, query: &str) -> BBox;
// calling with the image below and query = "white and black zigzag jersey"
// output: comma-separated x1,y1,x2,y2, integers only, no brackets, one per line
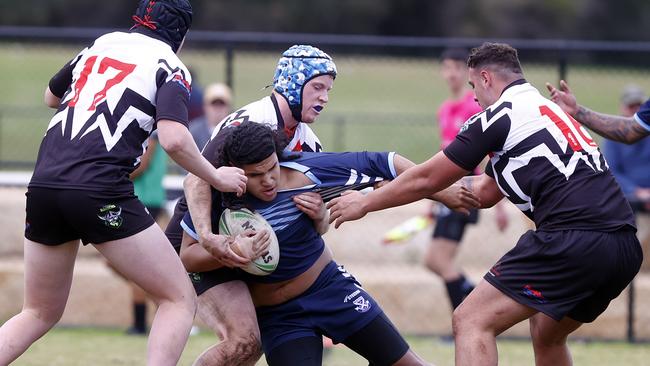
30,32,191,192
211,94,323,153
444,80,635,232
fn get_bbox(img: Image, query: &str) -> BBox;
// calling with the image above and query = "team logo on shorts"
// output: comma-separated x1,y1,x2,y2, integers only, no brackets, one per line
344,289,372,313
188,272,202,283
97,204,123,229
522,284,547,304
352,296,371,313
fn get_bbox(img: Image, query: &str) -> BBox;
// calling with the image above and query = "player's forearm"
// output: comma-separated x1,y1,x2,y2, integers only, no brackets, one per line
460,175,503,208
180,235,224,272
392,153,416,175
314,210,330,235
574,106,648,144
184,174,214,239
363,152,461,213
44,87,61,108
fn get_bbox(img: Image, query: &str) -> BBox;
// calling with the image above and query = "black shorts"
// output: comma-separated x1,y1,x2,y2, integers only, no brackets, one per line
25,187,155,246
164,196,188,253
189,267,244,296
432,205,479,242
485,228,642,323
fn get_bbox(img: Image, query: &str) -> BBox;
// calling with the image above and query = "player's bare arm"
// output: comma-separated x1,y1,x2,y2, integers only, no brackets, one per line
546,80,649,144
573,106,648,144
44,87,61,108
180,231,226,272
430,184,481,215
459,174,504,208
328,151,468,228
180,230,271,272
183,173,249,268
158,120,247,194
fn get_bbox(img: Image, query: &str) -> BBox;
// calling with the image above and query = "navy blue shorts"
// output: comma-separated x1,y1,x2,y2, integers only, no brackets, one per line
25,187,155,245
485,228,642,322
255,261,383,355
432,204,478,242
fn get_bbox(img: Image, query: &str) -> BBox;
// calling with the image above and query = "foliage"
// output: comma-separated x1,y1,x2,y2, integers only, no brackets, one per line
2,0,650,41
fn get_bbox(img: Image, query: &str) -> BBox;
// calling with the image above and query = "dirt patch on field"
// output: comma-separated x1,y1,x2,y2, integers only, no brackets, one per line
1,187,649,339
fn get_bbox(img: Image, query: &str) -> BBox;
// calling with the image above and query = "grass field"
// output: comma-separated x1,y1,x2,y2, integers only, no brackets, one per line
2,43,650,165
10,327,650,365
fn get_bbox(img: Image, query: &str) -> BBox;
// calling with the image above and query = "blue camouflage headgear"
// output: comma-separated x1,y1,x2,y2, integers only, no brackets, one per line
273,45,337,121
132,0,193,53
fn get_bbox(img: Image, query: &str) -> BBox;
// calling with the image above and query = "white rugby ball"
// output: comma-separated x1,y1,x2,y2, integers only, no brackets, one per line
218,208,280,276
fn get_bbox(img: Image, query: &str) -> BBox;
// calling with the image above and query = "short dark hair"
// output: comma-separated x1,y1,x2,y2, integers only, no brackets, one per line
216,122,289,208
467,43,523,75
441,48,469,62
219,123,287,169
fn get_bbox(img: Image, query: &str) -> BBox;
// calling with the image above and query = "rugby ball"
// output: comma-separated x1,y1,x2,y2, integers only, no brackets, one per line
218,208,280,276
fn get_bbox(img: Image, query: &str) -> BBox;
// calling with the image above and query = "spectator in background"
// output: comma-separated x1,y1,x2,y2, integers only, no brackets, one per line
604,85,650,271
425,48,508,313
189,83,233,149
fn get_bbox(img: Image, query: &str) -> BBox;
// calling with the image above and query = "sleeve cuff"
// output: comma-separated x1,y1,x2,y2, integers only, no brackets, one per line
634,114,650,132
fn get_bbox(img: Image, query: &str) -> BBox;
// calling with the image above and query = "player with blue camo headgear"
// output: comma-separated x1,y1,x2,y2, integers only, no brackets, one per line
273,45,337,122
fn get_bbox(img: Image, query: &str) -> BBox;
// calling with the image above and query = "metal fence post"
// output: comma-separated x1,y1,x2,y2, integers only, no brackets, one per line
225,45,234,92
628,279,636,342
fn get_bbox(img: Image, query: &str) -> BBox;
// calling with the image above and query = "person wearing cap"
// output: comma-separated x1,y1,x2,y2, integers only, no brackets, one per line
189,83,233,149
546,80,650,143
163,45,337,365
604,85,650,272
0,1,248,365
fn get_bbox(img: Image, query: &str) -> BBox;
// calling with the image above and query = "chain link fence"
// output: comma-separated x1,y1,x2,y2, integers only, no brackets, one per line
1,27,650,341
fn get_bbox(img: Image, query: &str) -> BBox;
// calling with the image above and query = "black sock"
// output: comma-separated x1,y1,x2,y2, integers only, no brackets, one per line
133,303,147,331
445,275,473,310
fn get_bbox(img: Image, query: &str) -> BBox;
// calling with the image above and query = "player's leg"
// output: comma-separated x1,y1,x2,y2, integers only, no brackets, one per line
453,280,536,366
343,312,429,366
94,223,196,366
193,280,262,366
528,313,582,366
425,208,474,309
0,239,79,364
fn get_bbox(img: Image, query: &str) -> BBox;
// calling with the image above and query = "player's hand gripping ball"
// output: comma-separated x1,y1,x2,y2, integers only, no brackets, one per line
219,208,279,275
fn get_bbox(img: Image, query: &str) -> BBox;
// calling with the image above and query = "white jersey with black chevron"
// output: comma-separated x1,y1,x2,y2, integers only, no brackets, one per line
444,80,635,232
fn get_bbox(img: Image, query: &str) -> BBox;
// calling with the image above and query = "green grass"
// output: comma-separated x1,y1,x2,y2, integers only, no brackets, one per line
11,327,650,365
2,43,650,165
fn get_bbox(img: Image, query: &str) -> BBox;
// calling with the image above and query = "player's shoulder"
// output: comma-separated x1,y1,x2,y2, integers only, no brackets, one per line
219,96,278,130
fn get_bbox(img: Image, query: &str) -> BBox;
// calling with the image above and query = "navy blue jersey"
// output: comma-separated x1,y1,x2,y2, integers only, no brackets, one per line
30,32,191,193
444,80,635,232
182,151,397,283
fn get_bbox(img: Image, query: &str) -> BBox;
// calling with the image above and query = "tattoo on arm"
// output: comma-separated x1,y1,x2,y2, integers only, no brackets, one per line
575,106,649,144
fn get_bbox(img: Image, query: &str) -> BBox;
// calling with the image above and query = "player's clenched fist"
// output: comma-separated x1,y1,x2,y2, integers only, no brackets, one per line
213,166,247,196
326,190,368,228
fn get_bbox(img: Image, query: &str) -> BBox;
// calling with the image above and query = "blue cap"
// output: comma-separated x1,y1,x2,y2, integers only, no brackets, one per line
273,45,337,121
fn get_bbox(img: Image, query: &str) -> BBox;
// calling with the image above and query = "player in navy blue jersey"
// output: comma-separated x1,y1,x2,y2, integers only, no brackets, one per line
329,43,642,366
178,122,464,365
0,2,247,365
547,79,650,144
163,45,340,365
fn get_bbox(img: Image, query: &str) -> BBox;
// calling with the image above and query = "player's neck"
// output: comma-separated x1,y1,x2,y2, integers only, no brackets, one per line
273,91,300,130
449,87,466,101
279,166,312,190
